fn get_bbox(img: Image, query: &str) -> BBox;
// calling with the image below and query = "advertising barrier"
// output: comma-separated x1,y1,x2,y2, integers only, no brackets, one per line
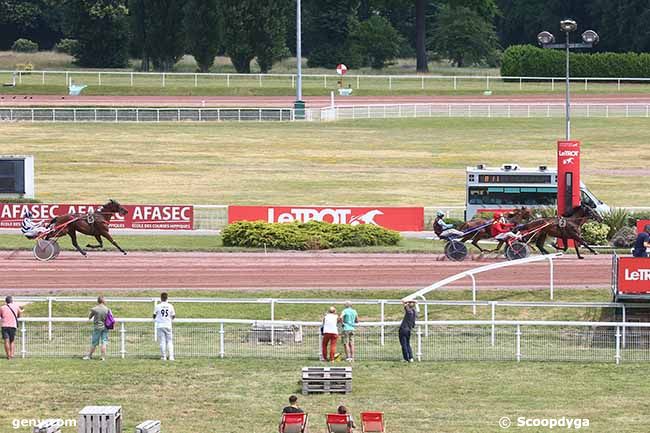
228,206,424,231
0,203,193,230
616,257,650,295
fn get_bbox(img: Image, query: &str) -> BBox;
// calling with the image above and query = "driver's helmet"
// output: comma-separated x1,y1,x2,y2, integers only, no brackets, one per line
493,212,502,219
436,210,445,217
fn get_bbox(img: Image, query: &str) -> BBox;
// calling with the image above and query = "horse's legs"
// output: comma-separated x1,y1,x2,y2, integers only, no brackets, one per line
489,240,504,253
575,235,599,255
535,233,550,255
86,235,104,249
472,238,487,253
68,230,86,256
102,232,127,255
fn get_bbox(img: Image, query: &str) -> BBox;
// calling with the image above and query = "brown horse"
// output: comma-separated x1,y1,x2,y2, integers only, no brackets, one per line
519,204,603,259
458,207,533,253
46,199,128,257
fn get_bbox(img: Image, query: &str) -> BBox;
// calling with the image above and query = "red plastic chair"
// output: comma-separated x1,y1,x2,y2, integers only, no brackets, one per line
280,413,308,433
361,412,385,433
326,414,352,433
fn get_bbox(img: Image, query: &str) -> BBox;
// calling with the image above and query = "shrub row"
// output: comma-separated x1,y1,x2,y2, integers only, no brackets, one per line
501,45,650,78
222,221,401,250
11,39,38,53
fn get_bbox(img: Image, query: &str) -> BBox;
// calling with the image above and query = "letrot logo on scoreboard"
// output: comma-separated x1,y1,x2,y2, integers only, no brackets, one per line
0,204,193,230
617,257,650,294
228,206,424,231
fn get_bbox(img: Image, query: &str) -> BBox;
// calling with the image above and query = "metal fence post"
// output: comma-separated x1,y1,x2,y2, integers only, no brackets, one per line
424,303,429,337
219,322,225,358
519,77,522,90
48,297,53,342
421,76,424,90
98,72,102,86
65,71,69,86
622,305,626,349
615,326,621,365
486,75,490,89
356,75,360,89
515,324,521,362
617,79,621,91
130,72,134,86
227,74,230,88
270,299,275,346
195,74,198,87
162,73,165,87
551,78,555,91
380,301,385,346
453,76,457,90
21,320,26,358
42,71,45,85
416,325,422,362
120,322,126,359
490,302,496,347
470,274,477,315
389,76,392,90
324,75,327,88
550,256,554,300
291,75,295,88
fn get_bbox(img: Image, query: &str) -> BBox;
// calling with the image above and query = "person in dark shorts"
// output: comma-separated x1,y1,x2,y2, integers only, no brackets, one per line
399,300,418,362
0,296,22,360
633,225,650,258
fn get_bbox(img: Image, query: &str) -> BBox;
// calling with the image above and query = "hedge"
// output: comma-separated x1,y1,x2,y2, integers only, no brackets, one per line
581,222,610,246
222,221,401,250
11,39,38,53
501,45,650,78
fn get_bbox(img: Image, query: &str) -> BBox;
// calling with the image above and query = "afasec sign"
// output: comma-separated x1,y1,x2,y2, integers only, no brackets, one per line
617,257,650,294
0,203,193,230
228,206,424,231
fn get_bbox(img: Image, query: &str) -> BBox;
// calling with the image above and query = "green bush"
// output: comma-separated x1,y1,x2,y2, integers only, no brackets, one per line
611,226,637,248
581,222,610,246
55,39,79,55
501,44,650,78
350,16,403,69
12,39,38,53
601,208,630,239
222,221,401,250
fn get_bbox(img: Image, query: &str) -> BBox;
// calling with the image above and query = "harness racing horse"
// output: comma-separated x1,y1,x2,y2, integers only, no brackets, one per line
520,204,603,259
458,207,533,253
45,199,129,257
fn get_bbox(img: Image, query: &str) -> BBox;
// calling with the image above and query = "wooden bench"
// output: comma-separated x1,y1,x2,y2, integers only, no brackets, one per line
302,366,352,394
78,406,122,433
33,419,62,433
135,420,161,433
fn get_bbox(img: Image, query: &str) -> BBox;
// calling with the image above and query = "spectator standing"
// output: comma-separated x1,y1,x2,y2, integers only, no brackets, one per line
153,292,176,361
633,224,650,258
337,405,357,431
340,301,359,362
399,300,418,362
83,296,110,361
322,306,340,362
0,296,22,360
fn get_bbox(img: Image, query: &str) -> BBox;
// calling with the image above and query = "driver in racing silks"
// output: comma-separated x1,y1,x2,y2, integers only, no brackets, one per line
490,212,520,241
433,210,464,240
21,211,48,240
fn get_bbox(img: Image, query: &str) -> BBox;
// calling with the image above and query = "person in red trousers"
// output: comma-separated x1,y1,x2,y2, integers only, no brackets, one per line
321,306,341,362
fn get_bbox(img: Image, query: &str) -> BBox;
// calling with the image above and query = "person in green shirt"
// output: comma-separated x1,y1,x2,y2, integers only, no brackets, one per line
83,296,110,361
340,301,359,362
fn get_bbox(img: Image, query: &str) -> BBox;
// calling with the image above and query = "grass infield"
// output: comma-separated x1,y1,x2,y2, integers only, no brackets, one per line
0,118,648,207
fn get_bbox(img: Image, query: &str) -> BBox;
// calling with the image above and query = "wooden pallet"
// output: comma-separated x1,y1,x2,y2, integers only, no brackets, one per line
78,406,122,433
33,419,61,433
302,379,352,394
135,420,161,433
301,366,352,380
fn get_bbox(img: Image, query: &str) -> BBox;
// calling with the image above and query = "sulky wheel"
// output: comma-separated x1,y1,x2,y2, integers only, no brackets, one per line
51,240,61,258
444,240,468,262
33,240,57,261
505,241,530,261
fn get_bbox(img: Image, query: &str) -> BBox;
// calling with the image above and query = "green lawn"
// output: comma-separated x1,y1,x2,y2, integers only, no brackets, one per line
0,118,648,207
2,358,648,433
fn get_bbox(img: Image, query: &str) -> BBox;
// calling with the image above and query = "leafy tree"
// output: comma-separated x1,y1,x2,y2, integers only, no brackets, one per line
183,0,221,72
588,0,650,53
351,16,403,68
129,0,184,71
222,0,291,73
304,0,360,68
66,0,130,67
428,3,499,67
0,0,65,50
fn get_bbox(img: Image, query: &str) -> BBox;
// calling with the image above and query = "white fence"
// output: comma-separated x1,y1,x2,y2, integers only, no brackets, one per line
321,103,650,121
12,316,650,363
5,69,650,92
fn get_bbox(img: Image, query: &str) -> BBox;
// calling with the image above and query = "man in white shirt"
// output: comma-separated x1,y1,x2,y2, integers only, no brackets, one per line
153,292,176,361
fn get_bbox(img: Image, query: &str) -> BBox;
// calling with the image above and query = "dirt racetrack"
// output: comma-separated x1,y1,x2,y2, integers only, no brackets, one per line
1,251,610,294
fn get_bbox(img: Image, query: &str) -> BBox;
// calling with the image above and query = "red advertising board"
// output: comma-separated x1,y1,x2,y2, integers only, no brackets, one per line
0,203,193,230
557,140,581,216
617,257,650,294
228,206,424,231
637,220,650,234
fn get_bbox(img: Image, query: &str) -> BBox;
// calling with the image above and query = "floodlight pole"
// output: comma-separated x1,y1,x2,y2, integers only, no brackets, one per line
294,0,305,118
564,31,570,140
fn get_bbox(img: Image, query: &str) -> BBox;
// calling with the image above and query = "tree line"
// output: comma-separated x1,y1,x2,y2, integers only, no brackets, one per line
1,0,649,73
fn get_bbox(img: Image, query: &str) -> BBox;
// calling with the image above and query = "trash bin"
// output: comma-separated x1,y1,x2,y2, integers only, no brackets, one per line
293,100,306,120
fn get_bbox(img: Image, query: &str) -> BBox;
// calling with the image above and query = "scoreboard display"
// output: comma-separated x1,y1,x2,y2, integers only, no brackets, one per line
478,174,552,184
0,159,25,194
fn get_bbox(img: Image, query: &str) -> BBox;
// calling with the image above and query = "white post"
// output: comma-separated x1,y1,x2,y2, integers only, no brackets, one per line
424,302,429,337
162,73,165,87
120,322,126,359
486,75,490,89
380,301,385,346
324,75,327,88
219,322,225,358
515,324,521,362
389,76,392,90
490,302,496,347
259,74,262,87
470,274,477,315
227,74,230,87
356,75,360,89
421,76,424,90
551,78,555,91
617,79,621,91
270,299,275,345
416,325,422,362
98,72,101,86
42,71,45,85
615,326,621,365
330,91,334,108
48,298,53,341
519,77,522,90
65,71,69,86
622,305,626,349
130,72,134,86
453,76,457,90
292,75,295,89
21,320,26,358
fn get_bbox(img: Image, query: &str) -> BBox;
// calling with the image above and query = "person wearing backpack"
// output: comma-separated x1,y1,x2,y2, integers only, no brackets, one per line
0,296,23,360
83,296,112,361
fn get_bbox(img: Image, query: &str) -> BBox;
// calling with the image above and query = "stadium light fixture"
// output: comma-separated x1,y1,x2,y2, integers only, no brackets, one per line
537,20,599,140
